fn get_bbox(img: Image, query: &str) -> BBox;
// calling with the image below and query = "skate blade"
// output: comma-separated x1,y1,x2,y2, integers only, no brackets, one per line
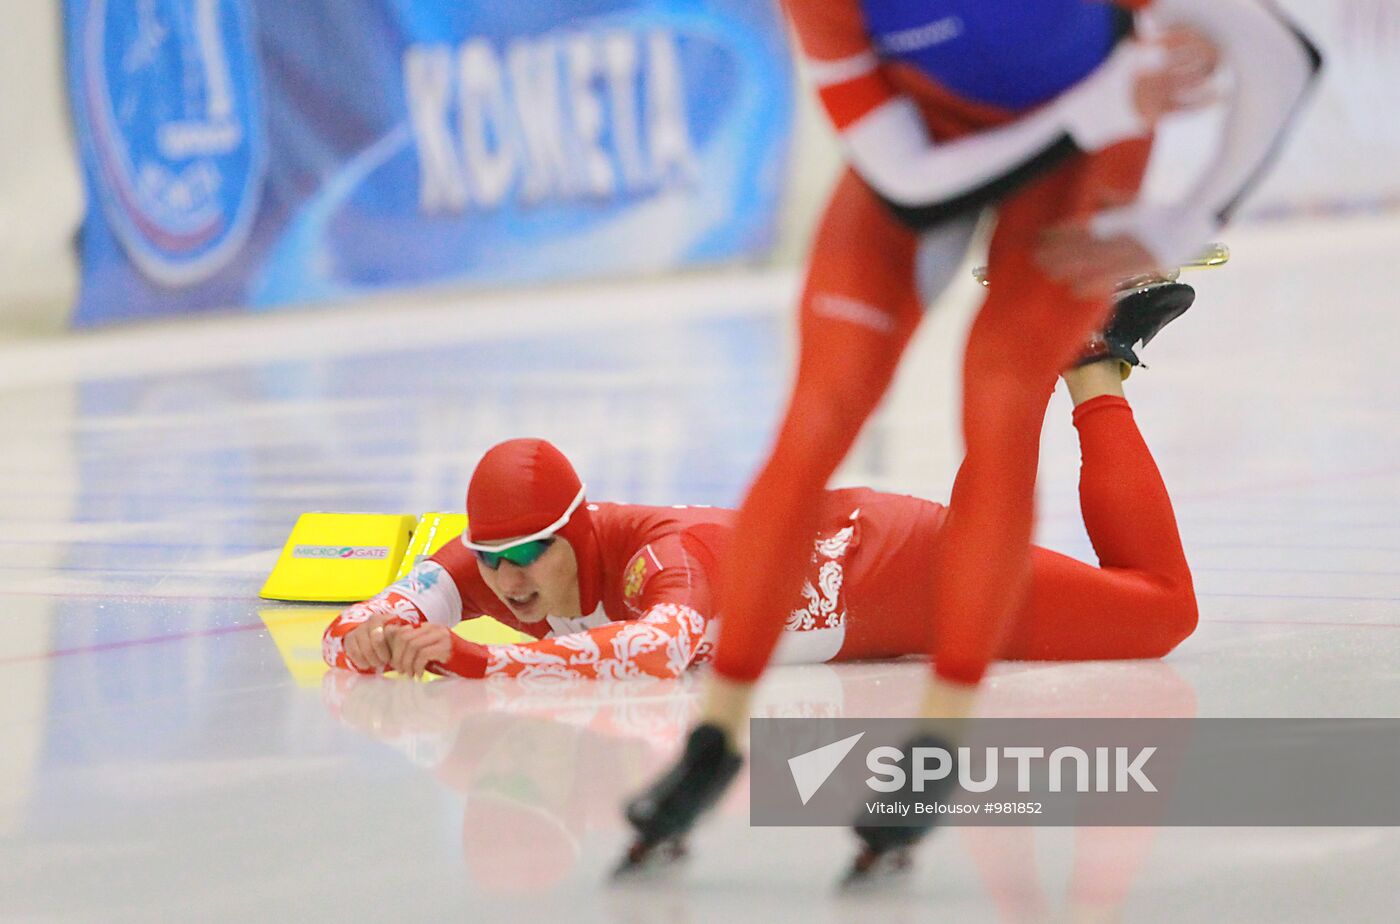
610,836,689,880
840,846,913,889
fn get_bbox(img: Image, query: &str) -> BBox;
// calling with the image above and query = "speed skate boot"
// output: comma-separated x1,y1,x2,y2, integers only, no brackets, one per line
616,723,743,873
844,731,959,885
1076,279,1196,377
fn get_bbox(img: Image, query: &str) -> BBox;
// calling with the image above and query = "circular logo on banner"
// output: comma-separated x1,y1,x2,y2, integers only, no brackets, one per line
83,0,267,286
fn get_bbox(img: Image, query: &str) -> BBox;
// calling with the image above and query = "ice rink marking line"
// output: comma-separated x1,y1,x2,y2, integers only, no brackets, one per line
3,615,1394,670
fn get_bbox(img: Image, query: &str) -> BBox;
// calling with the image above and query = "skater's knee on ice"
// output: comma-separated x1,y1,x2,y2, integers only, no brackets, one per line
1165,590,1199,653
1143,586,1199,658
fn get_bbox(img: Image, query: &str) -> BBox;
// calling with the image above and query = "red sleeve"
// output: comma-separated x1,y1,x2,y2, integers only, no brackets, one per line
438,533,717,681
781,0,898,131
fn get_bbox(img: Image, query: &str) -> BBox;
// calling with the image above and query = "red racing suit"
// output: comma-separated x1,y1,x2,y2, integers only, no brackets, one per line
324,398,1200,681
322,489,940,681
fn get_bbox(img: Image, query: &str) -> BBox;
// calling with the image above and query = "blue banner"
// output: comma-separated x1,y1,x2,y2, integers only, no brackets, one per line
64,0,794,325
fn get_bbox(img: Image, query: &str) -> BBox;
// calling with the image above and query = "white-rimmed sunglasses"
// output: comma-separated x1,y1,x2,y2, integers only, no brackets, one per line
462,485,586,569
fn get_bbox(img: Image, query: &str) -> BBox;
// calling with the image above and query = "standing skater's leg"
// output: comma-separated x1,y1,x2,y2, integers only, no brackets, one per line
850,140,1155,875
620,170,976,865
926,140,1155,705
702,191,976,734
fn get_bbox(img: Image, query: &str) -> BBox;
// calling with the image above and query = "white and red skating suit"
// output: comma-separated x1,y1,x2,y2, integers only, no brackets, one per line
323,488,942,681
323,398,1202,681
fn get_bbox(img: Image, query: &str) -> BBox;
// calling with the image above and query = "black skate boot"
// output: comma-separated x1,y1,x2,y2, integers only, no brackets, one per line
844,732,959,886
1076,280,1196,374
616,723,743,874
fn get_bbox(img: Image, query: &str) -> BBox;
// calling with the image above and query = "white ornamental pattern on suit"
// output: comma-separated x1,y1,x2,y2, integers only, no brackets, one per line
787,520,857,634
483,603,708,681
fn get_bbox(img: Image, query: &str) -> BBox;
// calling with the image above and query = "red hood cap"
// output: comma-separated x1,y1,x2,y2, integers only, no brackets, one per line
467,439,583,543
465,438,601,612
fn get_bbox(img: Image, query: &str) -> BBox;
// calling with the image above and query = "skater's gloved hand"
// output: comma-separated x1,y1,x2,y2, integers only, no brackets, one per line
344,610,397,672
1036,221,1169,299
1092,202,1219,276
1064,26,1217,152
1134,26,1222,123
384,623,455,679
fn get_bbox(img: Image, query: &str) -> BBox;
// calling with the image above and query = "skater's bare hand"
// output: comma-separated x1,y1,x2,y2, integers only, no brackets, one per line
1036,223,1164,299
385,623,454,679
344,611,395,672
1134,26,1221,124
